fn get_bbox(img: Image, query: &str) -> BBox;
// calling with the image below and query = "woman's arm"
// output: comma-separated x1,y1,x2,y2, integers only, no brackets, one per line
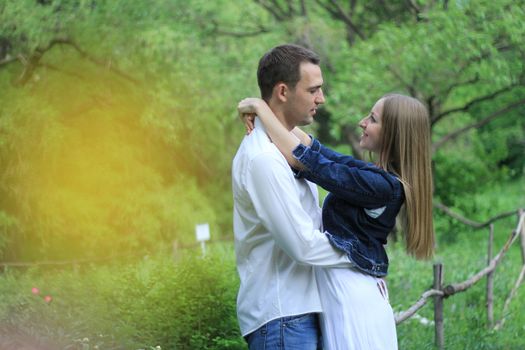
238,98,305,170
238,99,397,206
295,146,398,207
291,127,312,146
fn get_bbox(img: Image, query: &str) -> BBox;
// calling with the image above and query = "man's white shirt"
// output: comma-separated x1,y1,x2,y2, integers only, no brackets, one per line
232,118,350,336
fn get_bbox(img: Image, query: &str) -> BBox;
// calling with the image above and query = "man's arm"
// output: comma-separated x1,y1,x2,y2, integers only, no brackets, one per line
246,151,351,267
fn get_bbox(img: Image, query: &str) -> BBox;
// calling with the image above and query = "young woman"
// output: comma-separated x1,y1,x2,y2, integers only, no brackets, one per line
238,93,435,350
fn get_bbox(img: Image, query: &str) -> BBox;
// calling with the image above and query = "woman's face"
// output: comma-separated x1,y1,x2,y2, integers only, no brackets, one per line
359,98,384,153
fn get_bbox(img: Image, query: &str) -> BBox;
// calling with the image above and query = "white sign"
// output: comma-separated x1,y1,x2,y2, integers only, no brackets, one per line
195,223,210,242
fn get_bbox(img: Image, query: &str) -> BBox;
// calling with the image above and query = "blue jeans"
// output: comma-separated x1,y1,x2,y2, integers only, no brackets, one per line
245,313,322,349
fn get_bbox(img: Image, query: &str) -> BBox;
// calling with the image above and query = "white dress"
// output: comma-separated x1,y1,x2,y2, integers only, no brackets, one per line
316,266,398,350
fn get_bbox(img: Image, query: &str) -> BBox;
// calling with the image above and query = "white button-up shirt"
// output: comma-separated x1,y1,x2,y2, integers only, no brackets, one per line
232,118,351,336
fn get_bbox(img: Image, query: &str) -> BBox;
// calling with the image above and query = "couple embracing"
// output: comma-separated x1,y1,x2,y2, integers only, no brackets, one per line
232,44,434,350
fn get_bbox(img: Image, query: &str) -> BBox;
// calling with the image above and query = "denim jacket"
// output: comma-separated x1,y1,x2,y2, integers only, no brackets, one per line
292,138,405,277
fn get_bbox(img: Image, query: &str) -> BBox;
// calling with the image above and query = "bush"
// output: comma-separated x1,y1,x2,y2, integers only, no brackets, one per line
0,245,244,349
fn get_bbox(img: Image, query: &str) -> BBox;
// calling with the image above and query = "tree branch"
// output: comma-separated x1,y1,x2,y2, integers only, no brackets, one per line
388,65,418,97
39,62,88,81
433,83,519,125
440,74,480,101
405,0,421,14
213,23,270,37
12,37,139,86
432,98,525,151
0,55,18,67
316,0,365,40
433,202,521,229
285,0,295,17
350,0,357,12
395,289,444,324
342,124,364,160
456,44,515,79
299,0,307,16
253,0,286,21
49,38,139,84
269,0,290,17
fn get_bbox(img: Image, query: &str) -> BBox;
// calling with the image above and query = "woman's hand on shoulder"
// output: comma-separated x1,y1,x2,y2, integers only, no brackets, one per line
240,112,256,135
238,98,266,135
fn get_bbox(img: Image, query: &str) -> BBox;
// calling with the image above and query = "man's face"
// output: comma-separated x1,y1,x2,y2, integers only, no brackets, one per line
282,62,325,129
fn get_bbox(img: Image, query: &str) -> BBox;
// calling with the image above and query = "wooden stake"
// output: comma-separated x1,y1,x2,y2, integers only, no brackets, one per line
486,224,494,328
494,210,525,331
519,209,525,264
433,263,444,350
494,264,525,331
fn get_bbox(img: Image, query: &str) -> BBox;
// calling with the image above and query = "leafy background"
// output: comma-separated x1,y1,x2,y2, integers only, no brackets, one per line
0,0,524,349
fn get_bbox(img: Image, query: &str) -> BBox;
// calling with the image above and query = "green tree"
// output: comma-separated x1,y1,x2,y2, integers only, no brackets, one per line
1,0,523,260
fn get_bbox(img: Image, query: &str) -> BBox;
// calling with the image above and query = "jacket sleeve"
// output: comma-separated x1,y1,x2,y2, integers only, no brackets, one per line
311,138,367,168
292,140,399,207
246,151,351,267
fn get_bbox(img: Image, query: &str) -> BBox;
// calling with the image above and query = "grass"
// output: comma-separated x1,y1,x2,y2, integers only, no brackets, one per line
390,238,525,350
1,232,523,349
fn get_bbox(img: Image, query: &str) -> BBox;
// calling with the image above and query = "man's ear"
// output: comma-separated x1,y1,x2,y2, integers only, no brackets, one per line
274,83,288,102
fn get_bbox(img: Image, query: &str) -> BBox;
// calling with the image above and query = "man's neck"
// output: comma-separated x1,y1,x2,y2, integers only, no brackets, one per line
266,99,294,131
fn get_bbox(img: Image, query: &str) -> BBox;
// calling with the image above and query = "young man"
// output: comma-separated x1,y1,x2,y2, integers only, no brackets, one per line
232,44,351,349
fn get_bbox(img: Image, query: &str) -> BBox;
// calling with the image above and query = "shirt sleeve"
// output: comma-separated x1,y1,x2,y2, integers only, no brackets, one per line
246,151,351,267
292,140,399,207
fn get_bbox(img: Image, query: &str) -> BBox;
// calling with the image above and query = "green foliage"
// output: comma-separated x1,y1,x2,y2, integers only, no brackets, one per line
0,2,524,347
1,231,524,349
0,58,222,260
0,211,18,256
321,0,525,201
0,0,297,260
0,247,243,349
434,179,524,245
1,0,523,260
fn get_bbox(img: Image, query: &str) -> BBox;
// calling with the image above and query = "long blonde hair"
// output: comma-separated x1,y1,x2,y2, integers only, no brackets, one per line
376,94,434,259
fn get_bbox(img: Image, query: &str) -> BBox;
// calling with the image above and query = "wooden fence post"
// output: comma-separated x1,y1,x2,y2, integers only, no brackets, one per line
519,209,525,264
433,263,444,350
494,210,525,330
486,223,495,328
